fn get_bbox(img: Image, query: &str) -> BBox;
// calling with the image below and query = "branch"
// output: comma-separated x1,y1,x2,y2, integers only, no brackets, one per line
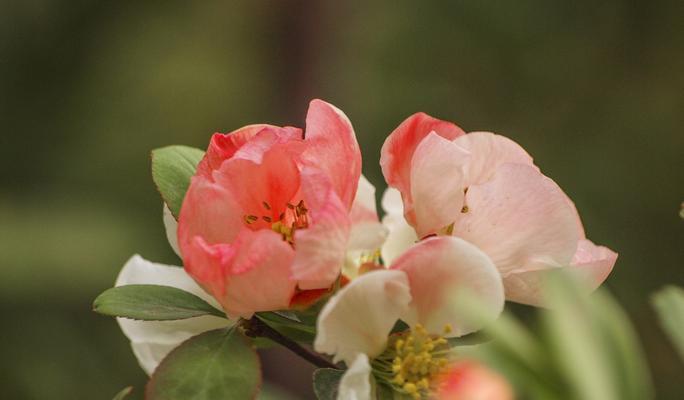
242,316,339,369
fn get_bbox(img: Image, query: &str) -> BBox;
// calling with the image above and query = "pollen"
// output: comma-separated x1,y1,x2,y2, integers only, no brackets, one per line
243,200,309,245
372,324,453,399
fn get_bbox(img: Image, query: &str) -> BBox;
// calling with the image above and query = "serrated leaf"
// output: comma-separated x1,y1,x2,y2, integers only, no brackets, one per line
112,386,133,400
147,328,261,400
652,285,684,361
151,145,205,218
313,368,344,400
93,284,225,321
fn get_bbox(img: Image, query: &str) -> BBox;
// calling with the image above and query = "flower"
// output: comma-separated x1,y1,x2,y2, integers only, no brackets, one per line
435,360,514,400
314,236,505,400
380,112,617,306
177,100,372,318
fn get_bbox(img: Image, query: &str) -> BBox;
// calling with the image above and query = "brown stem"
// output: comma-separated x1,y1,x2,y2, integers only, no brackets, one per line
242,316,339,369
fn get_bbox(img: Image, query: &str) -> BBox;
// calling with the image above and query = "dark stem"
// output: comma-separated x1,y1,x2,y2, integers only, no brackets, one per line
242,316,339,369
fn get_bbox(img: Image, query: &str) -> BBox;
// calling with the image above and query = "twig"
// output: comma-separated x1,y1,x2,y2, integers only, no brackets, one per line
242,316,339,369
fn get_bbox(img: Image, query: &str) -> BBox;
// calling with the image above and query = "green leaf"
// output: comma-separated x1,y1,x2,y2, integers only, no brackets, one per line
374,382,397,399
542,273,652,400
256,312,316,343
147,328,261,400
312,368,344,400
151,145,205,218
93,284,225,321
112,386,133,400
447,331,490,347
652,285,684,361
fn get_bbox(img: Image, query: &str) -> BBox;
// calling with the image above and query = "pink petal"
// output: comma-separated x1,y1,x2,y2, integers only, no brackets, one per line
570,239,617,290
302,99,361,209
183,229,296,319
409,132,470,236
291,168,351,289
390,236,504,337
437,360,514,400
178,176,244,247
453,131,536,187
380,112,465,201
454,164,582,278
196,124,302,178
212,146,302,231
504,240,616,306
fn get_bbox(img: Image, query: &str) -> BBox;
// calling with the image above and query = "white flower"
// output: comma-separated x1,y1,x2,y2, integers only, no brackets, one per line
314,236,504,400
114,206,230,375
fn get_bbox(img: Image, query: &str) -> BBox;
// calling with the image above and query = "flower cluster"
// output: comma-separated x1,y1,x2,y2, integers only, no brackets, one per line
101,99,616,400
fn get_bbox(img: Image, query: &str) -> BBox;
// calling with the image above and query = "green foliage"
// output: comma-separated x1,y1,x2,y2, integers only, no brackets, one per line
93,284,225,321
472,274,653,400
256,311,317,344
151,145,205,218
312,368,344,400
112,386,133,400
652,285,684,361
147,327,261,400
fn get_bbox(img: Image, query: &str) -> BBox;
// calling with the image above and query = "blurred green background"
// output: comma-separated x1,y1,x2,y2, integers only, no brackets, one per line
1,1,682,399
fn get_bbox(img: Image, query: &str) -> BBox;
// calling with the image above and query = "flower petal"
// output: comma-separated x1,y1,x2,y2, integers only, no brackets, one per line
409,132,470,236
303,99,361,209
570,239,617,288
390,237,504,337
380,112,465,203
184,229,297,319
454,164,582,277
115,255,229,375
211,146,302,232
337,354,372,400
505,239,618,306
163,203,180,257
291,168,351,290
178,176,244,247
196,124,302,177
348,175,387,253
380,188,417,266
437,360,514,400
314,270,411,364
453,131,536,187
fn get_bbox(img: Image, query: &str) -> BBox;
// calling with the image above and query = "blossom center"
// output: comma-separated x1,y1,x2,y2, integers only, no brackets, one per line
244,200,309,244
372,324,453,399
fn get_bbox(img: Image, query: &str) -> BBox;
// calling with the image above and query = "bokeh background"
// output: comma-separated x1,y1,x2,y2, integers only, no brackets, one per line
1,1,682,399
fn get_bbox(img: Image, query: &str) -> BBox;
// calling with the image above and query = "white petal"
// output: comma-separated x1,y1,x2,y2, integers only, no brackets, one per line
163,204,181,257
381,186,404,216
391,237,504,337
352,175,379,217
337,354,372,400
314,270,411,364
381,188,417,266
115,255,230,374
347,176,387,253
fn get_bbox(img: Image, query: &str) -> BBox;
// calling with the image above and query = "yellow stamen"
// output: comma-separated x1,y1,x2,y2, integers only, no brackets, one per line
373,323,453,399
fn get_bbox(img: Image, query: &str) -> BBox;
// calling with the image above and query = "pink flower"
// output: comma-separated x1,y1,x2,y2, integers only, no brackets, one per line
314,236,505,399
380,112,617,306
177,100,368,318
436,360,514,400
